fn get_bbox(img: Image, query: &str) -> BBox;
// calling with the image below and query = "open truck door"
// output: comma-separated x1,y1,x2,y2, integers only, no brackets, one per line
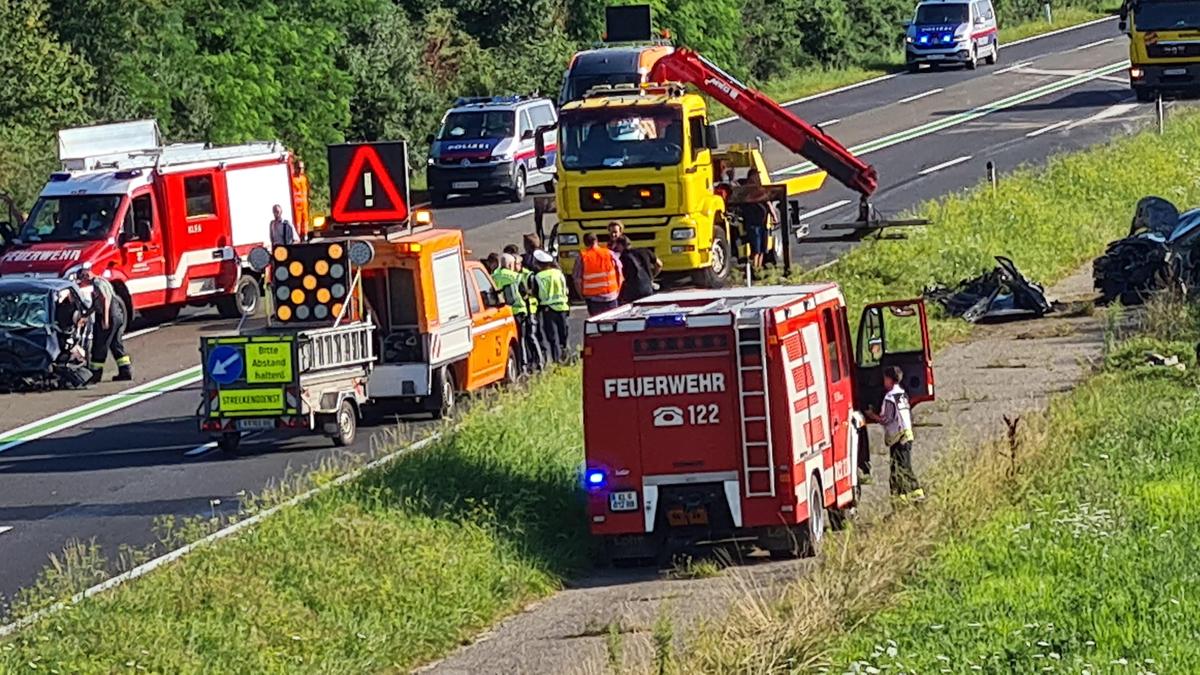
854,299,934,410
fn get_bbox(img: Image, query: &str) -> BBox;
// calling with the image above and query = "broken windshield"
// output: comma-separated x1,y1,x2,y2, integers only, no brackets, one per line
19,195,122,243
0,291,48,330
560,106,683,171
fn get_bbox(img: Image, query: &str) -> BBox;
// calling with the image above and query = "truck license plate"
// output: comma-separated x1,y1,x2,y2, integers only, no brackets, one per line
452,181,479,190
1165,68,1187,76
237,418,275,431
609,491,638,512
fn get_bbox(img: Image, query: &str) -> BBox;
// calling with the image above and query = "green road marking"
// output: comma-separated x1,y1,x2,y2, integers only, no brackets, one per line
781,60,1131,175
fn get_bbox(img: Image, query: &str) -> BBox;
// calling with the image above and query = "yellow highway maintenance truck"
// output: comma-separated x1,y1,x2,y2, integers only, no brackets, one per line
1121,0,1200,101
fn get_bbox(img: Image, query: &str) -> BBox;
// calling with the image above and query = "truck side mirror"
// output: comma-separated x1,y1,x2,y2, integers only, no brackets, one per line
705,124,720,149
535,125,554,168
482,288,503,308
1118,20,1128,32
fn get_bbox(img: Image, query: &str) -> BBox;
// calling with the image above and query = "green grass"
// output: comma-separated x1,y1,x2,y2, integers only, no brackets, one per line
820,358,1200,672
709,7,1112,122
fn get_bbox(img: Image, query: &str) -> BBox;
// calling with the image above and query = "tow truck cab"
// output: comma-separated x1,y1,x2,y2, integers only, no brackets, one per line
582,286,933,560
1120,0,1200,101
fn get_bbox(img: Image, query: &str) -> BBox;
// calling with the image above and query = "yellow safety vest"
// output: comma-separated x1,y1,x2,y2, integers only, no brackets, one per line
535,268,570,312
492,268,526,315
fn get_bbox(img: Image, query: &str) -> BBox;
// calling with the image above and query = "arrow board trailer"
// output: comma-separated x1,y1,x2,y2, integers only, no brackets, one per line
582,285,935,562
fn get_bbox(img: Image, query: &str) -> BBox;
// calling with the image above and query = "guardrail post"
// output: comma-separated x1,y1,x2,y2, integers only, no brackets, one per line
986,160,997,192
1044,2,1052,23
1157,94,1165,135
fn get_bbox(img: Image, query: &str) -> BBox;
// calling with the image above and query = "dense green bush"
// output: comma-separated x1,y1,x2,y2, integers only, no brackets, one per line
0,0,1110,208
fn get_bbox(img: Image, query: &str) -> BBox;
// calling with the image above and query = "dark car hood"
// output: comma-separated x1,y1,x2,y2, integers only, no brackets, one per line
0,325,56,374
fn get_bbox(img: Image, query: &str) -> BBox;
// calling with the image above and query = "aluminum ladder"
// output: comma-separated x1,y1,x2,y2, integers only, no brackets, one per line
735,309,776,498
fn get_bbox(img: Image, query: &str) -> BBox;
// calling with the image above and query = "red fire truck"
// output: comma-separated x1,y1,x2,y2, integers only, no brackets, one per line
582,285,934,561
0,119,302,322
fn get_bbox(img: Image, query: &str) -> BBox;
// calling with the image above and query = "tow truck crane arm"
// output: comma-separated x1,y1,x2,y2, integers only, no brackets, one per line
649,48,878,198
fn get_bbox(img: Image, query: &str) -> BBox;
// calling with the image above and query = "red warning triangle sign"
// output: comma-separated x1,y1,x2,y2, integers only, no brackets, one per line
331,145,409,223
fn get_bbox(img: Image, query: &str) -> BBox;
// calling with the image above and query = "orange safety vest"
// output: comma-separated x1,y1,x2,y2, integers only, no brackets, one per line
292,174,310,232
580,247,620,298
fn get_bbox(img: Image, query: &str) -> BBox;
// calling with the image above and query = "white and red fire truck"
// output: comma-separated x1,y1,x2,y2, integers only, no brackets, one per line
582,285,934,561
0,119,302,322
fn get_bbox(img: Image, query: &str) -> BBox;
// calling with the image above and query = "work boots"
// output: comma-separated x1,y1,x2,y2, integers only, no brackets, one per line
88,369,104,385
114,365,133,382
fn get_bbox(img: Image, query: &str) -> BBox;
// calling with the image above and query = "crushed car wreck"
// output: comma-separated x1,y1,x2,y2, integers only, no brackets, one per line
925,256,1054,323
0,278,92,392
1094,197,1200,305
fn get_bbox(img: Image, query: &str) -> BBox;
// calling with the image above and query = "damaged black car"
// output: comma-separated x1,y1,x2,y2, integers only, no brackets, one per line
1093,197,1200,305
925,256,1054,323
0,278,92,392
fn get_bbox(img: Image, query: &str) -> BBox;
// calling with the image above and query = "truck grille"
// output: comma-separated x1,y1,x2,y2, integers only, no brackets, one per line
1147,43,1200,59
579,184,666,212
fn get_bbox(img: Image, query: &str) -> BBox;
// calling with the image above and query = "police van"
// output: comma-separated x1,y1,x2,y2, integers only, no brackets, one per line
905,0,999,72
426,96,558,207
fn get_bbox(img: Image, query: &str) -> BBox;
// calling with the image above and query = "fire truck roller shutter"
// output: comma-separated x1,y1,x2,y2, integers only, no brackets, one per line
430,247,472,364
225,162,295,249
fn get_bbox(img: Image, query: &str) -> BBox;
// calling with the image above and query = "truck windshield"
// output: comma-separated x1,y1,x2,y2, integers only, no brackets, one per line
1134,1,1200,31
561,106,683,170
916,3,969,23
437,111,515,140
19,195,122,243
0,291,47,330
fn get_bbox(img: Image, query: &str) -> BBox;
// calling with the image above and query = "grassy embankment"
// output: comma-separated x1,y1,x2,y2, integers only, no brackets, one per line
681,293,1200,673
708,7,1110,122
5,65,1199,675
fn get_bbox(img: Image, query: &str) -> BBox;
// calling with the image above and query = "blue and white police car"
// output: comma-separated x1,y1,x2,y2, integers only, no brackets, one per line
426,96,558,206
905,0,999,71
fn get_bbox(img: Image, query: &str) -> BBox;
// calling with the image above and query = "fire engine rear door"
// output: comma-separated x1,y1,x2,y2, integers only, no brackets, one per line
854,299,934,407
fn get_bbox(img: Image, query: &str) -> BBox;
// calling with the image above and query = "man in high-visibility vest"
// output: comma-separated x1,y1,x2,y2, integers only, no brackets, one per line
574,232,623,317
493,254,543,373
533,249,570,363
292,160,310,236
866,366,924,502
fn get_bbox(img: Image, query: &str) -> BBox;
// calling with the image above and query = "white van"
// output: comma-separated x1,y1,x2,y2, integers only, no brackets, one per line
905,0,999,71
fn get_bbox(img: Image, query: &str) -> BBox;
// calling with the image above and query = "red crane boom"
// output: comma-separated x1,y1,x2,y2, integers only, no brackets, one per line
649,48,878,197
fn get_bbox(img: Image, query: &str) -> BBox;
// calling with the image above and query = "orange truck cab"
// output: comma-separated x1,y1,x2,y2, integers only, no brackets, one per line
355,225,518,417
582,285,934,561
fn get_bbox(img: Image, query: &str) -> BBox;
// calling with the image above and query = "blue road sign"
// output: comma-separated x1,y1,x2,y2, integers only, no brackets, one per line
207,345,244,386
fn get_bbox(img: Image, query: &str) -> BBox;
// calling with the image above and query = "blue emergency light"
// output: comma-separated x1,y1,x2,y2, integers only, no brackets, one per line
585,469,606,489
646,314,686,328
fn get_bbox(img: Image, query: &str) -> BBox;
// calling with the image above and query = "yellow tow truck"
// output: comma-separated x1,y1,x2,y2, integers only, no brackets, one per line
1121,0,1200,101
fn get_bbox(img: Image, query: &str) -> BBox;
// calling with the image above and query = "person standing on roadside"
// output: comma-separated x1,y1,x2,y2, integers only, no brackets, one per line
76,268,132,383
292,160,310,236
494,253,542,373
865,366,924,501
269,204,297,247
533,250,570,363
610,235,654,304
574,232,622,316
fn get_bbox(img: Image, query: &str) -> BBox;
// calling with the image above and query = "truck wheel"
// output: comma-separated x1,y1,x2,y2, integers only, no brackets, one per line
800,477,826,557
429,365,456,419
331,399,357,447
503,345,520,384
140,305,181,324
216,275,260,319
217,432,242,455
691,224,730,289
509,167,527,203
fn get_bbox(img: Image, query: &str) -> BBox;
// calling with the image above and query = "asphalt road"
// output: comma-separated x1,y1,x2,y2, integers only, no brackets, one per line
0,17,1166,604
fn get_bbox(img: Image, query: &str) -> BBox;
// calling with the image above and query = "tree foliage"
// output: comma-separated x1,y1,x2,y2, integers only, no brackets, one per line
0,0,1107,207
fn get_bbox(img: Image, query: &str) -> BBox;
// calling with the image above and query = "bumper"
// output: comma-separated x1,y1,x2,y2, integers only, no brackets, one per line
558,214,709,275
427,162,515,195
1130,64,1200,91
906,45,972,64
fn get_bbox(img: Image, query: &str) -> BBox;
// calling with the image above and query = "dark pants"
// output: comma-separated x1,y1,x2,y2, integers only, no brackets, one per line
888,441,920,496
90,306,130,377
540,309,569,363
585,298,618,317
516,314,543,373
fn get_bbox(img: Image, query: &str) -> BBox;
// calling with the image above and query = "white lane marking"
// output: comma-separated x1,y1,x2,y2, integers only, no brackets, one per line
919,155,974,175
1026,120,1071,137
0,366,202,453
124,326,160,340
797,200,852,221
1075,37,1114,51
709,15,1115,127
817,118,841,128
0,526,12,537
995,61,1033,75
0,429,444,639
185,431,263,457
1066,102,1141,130
898,88,943,104
505,208,535,220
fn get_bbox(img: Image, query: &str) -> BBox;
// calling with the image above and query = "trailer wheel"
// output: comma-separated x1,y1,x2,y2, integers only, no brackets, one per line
217,432,242,455
216,274,260,319
692,223,730,288
800,477,826,557
331,399,357,447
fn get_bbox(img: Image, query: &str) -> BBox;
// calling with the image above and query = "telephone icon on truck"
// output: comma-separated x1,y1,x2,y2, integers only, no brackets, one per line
652,406,684,428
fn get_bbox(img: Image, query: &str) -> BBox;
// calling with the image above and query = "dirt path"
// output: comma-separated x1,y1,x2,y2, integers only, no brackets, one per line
420,267,1107,675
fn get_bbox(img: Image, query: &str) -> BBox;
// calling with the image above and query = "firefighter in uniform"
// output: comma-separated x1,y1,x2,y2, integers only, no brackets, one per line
533,249,570,364
866,366,923,501
76,269,132,383
493,254,543,373
292,160,310,235
574,232,622,316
